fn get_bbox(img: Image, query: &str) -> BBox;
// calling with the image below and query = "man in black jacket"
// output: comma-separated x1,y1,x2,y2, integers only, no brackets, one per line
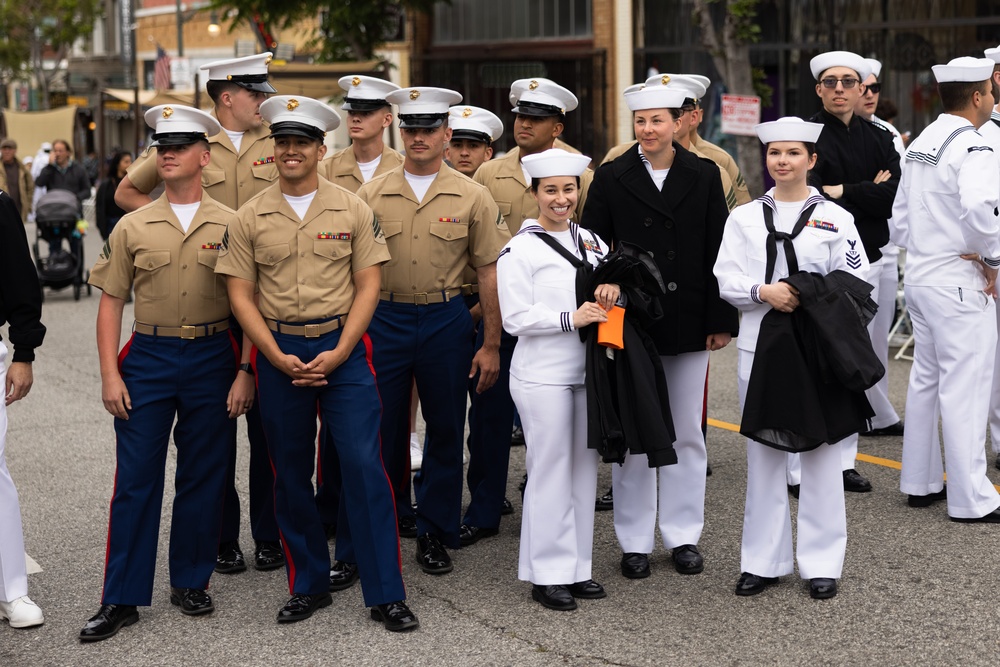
0,191,46,628
803,50,901,493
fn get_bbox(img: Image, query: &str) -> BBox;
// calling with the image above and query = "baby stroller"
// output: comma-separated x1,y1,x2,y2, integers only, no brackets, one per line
33,189,92,301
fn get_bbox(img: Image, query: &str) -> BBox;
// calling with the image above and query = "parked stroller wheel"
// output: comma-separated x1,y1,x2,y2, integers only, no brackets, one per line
74,283,81,301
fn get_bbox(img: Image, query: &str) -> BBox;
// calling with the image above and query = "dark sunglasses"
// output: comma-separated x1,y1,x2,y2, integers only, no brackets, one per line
820,77,861,89
863,82,882,95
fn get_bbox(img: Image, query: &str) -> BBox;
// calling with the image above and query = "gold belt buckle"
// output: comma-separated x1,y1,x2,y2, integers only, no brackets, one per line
304,324,321,338
180,326,197,340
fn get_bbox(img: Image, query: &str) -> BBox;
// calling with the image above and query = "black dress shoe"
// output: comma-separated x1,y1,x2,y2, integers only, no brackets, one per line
415,533,453,575
370,600,420,632
620,552,650,579
843,469,872,493
215,541,247,574
706,461,713,476
950,508,1000,523
862,421,904,437
254,541,285,571
519,473,528,500
398,515,418,539
169,587,214,616
459,523,499,546
323,523,337,540
671,544,704,575
595,487,614,512
735,572,779,596
79,604,139,642
276,593,332,623
500,497,515,515
995,453,1000,471
809,578,838,599
567,579,606,599
787,484,800,499
328,560,360,592
908,487,946,508
511,426,526,446
531,585,577,611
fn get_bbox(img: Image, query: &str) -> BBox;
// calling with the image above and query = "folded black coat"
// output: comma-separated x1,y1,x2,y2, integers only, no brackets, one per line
584,243,677,467
741,270,883,453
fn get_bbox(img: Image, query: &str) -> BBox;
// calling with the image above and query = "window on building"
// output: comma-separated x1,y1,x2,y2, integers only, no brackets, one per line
433,0,591,45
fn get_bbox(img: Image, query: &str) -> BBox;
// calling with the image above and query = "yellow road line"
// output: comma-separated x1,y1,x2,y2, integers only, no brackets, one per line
709,417,1000,491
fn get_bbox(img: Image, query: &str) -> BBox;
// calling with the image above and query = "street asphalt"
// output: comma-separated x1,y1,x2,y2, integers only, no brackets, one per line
2,226,1000,666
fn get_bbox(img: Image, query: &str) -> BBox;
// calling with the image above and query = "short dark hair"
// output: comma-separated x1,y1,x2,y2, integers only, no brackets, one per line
765,141,817,156
53,139,72,153
938,79,987,113
529,175,581,192
206,80,245,105
875,97,898,122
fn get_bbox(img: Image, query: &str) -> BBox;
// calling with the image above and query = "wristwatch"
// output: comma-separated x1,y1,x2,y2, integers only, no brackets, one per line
239,363,254,376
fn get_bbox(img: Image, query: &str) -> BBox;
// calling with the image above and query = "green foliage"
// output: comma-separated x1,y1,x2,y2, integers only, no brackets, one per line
210,0,445,62
0,0,102,81
752,67,773,107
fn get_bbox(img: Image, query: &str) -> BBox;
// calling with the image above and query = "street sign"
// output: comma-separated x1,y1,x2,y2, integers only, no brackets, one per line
720,94,761,136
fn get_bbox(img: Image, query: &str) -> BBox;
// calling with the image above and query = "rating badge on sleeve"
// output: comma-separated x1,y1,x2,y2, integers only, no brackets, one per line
846,239,862,270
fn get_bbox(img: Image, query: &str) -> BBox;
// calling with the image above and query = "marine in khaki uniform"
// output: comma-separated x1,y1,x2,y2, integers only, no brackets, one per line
215,95,418,631
314,74,404,543
119,52,283,576
321,75,404,193
474,78,591,234
116,53,278,213
354,87,509,577
82,106,246,643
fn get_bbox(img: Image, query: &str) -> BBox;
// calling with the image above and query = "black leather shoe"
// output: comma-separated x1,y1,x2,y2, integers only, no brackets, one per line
735,572,779,596
254,541,285,571
398,515,418,539
511,426,525,446
620,552,650,579
862,421,904,437
79,604,139,642
671,544,704,575
323,523,337,540
995,454,1000,471
276,593,332,623
951,508,1000,523
459,523,499,546
809,578,838,599
706,461,713,476
908,487,946,508
519,473,528,500
787,484,800,499
500,497,515,515
595,487,614,512
370,600,419,632
415,533,453,575
215,541,247,574
843,469,872,493
567,579,606,599
169,587,214,616
531,585,577,611
328,560,360,592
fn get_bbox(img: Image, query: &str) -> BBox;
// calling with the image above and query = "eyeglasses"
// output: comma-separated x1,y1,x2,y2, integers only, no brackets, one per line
863,82,882,95
820,77,861,89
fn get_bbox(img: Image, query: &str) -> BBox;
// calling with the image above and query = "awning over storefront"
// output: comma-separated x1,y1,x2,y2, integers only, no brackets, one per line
102,88,207,108
1,106,78,156
268,60,384,100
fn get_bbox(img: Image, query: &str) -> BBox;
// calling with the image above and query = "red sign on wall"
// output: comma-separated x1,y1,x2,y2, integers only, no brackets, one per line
721,94,761,136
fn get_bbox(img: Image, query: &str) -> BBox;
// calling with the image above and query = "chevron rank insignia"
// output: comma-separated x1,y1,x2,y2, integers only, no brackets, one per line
846,239,862,270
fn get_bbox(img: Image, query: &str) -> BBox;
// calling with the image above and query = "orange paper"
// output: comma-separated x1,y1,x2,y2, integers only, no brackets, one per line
597,305,625,349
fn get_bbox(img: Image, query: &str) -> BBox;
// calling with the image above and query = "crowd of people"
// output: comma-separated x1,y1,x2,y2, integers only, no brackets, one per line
1,43,999,646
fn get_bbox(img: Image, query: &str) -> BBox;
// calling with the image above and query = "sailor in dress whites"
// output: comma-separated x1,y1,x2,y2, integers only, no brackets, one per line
355,87,509,576
0,190,46,630
714,117,869,600
498,148,618,611
215,95,418,631
314,74,405,549
891,57,1000,522
82,106,243,641
115,52,283,576
978,46,1000,471
582,84,738,581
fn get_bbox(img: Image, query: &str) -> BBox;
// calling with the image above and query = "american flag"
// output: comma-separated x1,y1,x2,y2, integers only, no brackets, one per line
154,44,172,90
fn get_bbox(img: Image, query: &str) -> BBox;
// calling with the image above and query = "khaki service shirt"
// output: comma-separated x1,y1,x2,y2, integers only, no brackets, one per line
321,144,404,194
474,147,593,235
127,119,277,211
357,164,510,295
215,178,389,322
89,193,236,326
690,132,751,206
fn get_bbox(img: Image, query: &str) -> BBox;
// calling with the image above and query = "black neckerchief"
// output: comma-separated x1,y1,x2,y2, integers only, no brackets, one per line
762,201,819,284
532,228,593,341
